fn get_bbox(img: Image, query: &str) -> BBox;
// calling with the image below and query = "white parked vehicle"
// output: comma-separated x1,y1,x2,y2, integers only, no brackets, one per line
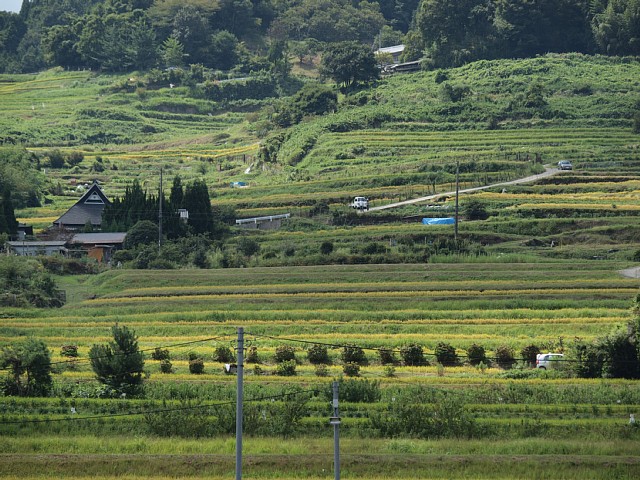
351,196,369,210
536,353,564,369
557,160,573,170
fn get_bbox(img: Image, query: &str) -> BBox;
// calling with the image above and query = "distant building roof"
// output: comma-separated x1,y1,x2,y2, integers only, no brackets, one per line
70,233,127,245
6,241,68,256
376,44,405,55
53,181,111,230
7,241,67,248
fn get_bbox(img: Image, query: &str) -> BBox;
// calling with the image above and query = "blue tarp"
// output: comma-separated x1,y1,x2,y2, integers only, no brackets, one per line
422,217,455,225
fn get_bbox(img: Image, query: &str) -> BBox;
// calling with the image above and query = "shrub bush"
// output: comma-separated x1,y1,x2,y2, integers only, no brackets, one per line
276,359,297,376
571,340,604,378
159,359,173,373
494,345,516,369
378,348,396,365
331,378,381,403
274,345,296,363
343,362,361,377
307,344,329,364
464,199,489,220
466,343,486,366
151,348,170,361
520,344,541,368
214,346,235,363
60,345,79,358
320,241,334,255
341,344,367,365
400,343,428,366
435,342,458,366
314,364,329,377
246,346,259,363
189,358,205,374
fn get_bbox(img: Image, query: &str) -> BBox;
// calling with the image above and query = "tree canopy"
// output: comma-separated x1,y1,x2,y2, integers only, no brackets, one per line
1,0,639,73
320,41,379,90
1,338,53,397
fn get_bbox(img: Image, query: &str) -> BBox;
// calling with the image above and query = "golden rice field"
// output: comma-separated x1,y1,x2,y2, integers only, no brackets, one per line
2,261,640,479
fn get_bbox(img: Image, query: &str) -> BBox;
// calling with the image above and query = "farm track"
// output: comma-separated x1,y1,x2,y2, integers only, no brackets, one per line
368,167,561,211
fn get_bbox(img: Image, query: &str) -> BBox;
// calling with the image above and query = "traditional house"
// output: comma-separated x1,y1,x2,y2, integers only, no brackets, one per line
53,181,111,231
68,232,127,264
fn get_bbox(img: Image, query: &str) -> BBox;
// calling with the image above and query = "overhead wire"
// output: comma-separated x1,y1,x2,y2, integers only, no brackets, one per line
245,331,638,366
0,387,320,426
0,333,234,372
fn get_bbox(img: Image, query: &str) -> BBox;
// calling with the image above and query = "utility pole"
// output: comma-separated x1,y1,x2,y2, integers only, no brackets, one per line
330,381,341,480
454,160,459,241
235,327,245,480
158,168,163,253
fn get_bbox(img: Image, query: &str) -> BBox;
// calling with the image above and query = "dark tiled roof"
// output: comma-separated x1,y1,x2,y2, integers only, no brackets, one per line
53,203,105,228
53,182,111,229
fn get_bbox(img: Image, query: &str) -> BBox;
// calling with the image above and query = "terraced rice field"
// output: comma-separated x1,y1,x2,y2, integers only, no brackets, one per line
2,262,640,478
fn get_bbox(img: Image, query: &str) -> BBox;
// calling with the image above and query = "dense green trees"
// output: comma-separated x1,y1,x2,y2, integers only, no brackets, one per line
1,0,640,73
0,256,65,308
412,0,496,68
273,83,337,127
320,41,379,90
102,176,229,241
274,0,385,43
0,147,44,209
407,0,639,67
593,0,640,55
1,338,52,397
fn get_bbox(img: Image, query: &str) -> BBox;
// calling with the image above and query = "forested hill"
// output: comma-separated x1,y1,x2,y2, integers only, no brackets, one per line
0,0,639,74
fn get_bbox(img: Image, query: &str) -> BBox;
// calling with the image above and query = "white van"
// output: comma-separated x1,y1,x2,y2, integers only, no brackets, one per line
351,197,369,210
536,353,564,369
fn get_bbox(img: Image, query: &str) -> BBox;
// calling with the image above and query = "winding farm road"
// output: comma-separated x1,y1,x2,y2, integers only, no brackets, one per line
367,166,561,212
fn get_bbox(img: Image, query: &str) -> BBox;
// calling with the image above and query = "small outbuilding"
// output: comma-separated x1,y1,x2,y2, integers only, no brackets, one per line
6,240,67,257
69,232,127,263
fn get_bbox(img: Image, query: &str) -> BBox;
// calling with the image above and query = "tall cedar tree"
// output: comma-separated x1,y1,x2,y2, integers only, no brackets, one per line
0,189,18,235
184,179,215,235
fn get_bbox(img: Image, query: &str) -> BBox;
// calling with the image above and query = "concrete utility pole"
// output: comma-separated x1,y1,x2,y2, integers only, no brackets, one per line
158,168,163,253
235,327,245,480
330,381,341,480
454,161,460,241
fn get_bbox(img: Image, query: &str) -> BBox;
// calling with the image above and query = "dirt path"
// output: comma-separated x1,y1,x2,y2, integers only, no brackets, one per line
367,166,560,212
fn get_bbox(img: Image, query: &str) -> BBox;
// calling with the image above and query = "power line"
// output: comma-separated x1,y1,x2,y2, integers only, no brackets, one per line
0,334,233,372
245,332,639,366
0,388,319,426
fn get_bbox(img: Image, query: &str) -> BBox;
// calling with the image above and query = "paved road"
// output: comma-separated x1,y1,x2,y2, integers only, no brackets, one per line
368,167,561,212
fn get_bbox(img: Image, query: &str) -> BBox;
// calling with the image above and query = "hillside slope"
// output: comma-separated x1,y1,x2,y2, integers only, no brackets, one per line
4,54,640,263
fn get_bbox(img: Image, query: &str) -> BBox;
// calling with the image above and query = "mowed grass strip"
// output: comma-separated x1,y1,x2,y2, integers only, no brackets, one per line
1,452,639,479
